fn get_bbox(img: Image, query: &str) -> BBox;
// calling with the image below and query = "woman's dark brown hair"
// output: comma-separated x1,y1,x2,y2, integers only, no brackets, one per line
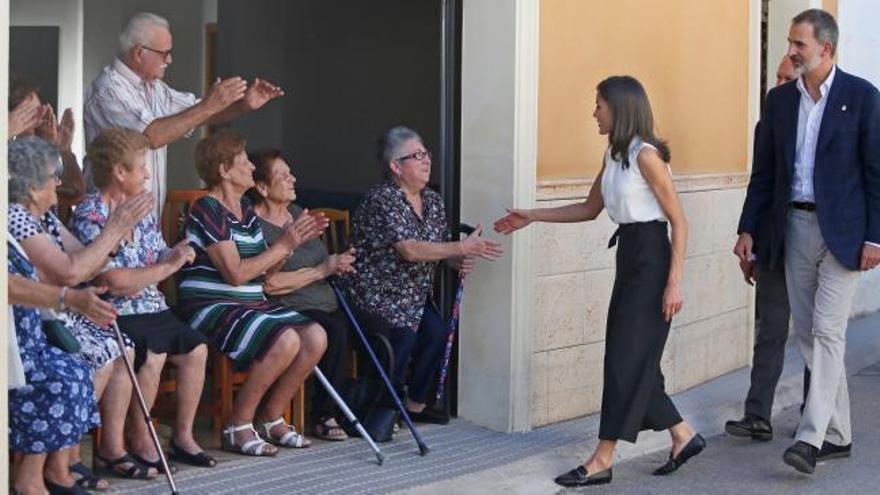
596,76,670,168
195,130,247,187
245,148,284,205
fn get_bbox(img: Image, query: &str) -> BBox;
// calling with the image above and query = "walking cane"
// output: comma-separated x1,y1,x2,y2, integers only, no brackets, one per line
313,366,385,465
330,282,430,456
110,321,179,494
436,223,475,403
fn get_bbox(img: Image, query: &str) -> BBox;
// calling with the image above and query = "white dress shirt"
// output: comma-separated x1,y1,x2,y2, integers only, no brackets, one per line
84,58,199,217
791,65,836,203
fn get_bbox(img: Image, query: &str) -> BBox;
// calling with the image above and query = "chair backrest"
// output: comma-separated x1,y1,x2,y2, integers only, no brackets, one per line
160,189,209,304
312,208,350,254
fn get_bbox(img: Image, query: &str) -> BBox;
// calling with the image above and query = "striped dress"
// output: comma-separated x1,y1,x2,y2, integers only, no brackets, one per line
177,196,310,368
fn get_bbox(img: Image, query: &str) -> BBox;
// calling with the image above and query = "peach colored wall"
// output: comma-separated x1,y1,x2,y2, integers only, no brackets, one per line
538,0,751,179
824,0,838,17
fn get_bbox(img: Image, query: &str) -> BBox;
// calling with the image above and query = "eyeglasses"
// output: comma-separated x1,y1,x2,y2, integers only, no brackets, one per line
395,150,432,163
141,45,172,60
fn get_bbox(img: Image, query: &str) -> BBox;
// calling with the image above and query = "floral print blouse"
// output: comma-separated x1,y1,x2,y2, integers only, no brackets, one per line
70,193,170,316
344,180,450,331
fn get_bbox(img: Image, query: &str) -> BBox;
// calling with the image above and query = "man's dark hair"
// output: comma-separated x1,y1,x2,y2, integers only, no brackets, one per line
792,9,839,55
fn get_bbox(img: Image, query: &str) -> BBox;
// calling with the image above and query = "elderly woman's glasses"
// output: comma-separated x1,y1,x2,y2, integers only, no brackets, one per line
396,150,432,163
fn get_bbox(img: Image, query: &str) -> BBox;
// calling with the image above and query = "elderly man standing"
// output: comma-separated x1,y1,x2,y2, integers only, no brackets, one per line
84,12,283,216
725,55,803,442
736,9,880,474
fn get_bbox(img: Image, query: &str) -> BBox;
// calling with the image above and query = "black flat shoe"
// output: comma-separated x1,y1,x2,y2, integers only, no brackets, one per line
554,466,612,487
170,440,218,468
817,441,851,461
653,433,707,475
407,408,450,425
725,414,772,441
783,441,818,474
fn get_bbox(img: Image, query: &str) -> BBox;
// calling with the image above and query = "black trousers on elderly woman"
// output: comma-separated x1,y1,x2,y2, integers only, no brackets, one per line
599,221,683,443
356,299,447,405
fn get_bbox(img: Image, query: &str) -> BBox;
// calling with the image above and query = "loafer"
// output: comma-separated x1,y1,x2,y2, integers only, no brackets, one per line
783,441,818,474
554,465,612,487
653,433,707,475
725,414,772,441
817,441,851,461
407,408,450,425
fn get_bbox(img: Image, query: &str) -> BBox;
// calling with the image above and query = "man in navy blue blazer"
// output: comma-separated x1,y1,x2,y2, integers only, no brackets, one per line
735,9,880,475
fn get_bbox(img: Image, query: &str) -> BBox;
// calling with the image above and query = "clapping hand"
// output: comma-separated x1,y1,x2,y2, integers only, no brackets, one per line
106,192,154,234
243,78,284,110
162,239,196,269
8,93,45,139
204,77,247,113
280,209,330,251
460,225,504,261
322,248,356,277
493,208,533,235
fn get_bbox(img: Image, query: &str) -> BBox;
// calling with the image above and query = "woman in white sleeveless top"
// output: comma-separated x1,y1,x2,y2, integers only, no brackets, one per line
495,76,705,487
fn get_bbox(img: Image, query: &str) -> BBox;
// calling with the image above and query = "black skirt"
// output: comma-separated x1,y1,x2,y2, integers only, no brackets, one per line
599,221,682,443
116,310,209,370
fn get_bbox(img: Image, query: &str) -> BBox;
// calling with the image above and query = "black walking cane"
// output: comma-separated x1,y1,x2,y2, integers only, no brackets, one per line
330,282,430,456
110,321,179,494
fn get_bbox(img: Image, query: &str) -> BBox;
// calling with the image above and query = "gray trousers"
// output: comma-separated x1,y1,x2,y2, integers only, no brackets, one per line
786,209,859,448
744,262,791,421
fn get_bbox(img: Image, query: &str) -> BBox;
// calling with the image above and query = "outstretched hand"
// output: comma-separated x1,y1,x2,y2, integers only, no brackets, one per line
280,209,329,251
493,208,533,235
243,78,284,111
8,94,45,139
460,225,504,261
204,77,247,113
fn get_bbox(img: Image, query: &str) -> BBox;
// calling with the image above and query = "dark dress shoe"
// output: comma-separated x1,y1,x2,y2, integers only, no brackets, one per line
408,408,450,425
653,433,707,475
554,465,612,487
783,441,818,474
817,441,852,460
725,414,772,441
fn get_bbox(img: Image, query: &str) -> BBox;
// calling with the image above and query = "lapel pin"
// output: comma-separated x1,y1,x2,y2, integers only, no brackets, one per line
842,105,847,111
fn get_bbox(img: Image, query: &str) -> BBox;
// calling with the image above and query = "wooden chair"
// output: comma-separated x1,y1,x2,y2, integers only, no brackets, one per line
312,208,351,254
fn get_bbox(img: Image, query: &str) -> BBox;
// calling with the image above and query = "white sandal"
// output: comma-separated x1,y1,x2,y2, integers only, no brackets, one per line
222,423,277,456
258,417,312,448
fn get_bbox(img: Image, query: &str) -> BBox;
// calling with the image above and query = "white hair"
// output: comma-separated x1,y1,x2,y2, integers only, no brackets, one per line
118,12,170,54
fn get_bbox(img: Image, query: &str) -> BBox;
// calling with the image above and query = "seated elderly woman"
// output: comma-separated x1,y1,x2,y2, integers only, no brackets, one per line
248,149,356,441
8,136,156,483
7,233,112,495
177,130,329,456
343,126,503,426
70,128,214,469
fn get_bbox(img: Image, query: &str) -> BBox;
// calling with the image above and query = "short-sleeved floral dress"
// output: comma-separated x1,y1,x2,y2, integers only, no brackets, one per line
8,237,101,454
8,203,132,370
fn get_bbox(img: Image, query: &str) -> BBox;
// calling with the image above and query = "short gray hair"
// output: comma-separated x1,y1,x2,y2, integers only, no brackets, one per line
119,12,170,54
8,136,61,204
378,126,422,166
792,9,839,55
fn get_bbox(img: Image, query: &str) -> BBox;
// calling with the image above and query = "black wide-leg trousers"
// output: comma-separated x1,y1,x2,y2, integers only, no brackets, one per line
599,221,683,443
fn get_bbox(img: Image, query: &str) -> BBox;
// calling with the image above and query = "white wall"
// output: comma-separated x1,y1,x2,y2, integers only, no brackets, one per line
10,0,85,158
839,0,880,315
767,0,819,91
